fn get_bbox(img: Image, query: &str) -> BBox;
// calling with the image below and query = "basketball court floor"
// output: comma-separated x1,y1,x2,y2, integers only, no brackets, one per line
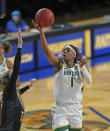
20,59,110,131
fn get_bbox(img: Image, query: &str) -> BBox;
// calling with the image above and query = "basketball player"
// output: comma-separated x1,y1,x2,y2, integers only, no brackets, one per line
32,20,92,131
0,41,12,124
0,42,12,71
0,29,36,131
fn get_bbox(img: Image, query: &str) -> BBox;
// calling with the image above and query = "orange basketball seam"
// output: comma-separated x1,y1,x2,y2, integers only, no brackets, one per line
44,12,54,26
35,8,54,27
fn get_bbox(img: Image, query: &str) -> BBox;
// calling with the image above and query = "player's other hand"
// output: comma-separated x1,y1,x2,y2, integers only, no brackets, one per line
28,79,36,88
18,29,23,48
32,20,42,32
79,55,87,68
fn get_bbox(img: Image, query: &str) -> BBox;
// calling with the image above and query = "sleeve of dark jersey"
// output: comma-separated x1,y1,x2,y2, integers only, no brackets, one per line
7,48,21,89
19,86,29,95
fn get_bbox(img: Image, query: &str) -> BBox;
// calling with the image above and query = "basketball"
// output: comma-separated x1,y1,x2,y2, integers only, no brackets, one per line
35,8,54,27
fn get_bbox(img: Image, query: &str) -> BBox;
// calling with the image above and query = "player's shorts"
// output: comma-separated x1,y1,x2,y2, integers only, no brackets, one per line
51,103,82,130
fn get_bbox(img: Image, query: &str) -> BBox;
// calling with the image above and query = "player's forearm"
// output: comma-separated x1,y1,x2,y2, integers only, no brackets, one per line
40,31,59,66
40,31,50,56
81,65,92,84
19,85,29,95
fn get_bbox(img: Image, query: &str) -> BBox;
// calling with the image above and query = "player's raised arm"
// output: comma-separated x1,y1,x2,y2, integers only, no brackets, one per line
8,29,23,88
32,20,62,67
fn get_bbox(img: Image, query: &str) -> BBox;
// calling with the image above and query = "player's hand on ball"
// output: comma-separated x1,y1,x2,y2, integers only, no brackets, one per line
80,55,87,68
32,20,42,32
28,79,36,88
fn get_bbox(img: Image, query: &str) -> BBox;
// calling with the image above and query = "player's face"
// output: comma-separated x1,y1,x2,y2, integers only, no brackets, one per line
62,47,75,62
0,44,4,57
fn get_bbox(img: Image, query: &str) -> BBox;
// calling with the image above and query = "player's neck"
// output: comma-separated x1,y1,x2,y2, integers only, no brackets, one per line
65,60,74,68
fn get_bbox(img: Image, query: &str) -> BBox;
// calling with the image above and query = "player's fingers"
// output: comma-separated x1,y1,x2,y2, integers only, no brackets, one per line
32,19,36,25
32,20,40,28
31,79,36,84
32,78,36,81
32,20,42,30
18,31,21,43
32,20,38,27
32,20,38,28
18,29,22,39
82,56,87,60
18,29,20,38
36,24,41,29
18,33,23,45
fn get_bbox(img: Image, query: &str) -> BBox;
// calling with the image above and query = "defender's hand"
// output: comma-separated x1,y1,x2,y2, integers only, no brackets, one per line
18,29,23,48
28,79,36,88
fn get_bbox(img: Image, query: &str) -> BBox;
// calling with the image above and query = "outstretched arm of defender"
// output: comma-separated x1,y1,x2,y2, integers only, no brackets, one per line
7,29,23,89
32,20,61,67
